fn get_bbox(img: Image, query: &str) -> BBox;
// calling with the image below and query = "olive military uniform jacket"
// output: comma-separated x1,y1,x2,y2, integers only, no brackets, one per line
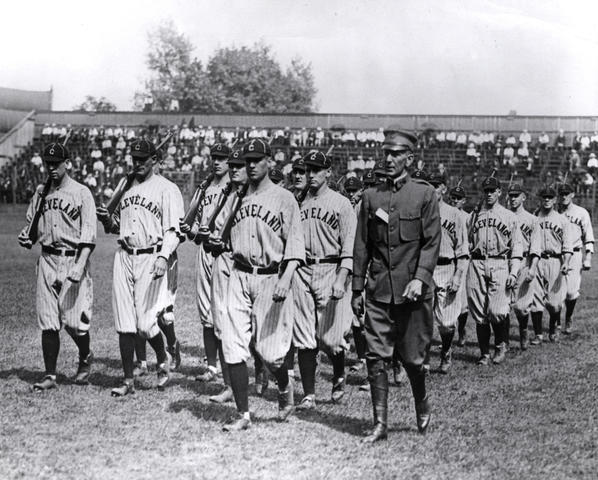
352,174,441,304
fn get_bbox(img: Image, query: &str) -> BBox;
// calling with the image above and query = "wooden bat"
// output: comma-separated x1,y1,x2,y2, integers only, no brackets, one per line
210,183,250,257
181,173,215,231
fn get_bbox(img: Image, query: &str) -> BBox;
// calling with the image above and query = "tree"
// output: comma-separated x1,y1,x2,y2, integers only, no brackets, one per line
74,95,117,112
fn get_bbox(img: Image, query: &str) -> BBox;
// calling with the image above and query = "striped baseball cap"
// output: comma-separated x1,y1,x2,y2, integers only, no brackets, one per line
242,139,272,159
42,143,69,161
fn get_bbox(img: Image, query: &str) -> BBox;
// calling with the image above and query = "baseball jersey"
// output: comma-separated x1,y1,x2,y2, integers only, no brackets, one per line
27,176,96,249
300,187,356,270
193,175,230,232
535,209,573,254
230,183,305,268
560,203,594,253
467,203,523,258
438,201,468,259
513,207,541,256
113,174,184,248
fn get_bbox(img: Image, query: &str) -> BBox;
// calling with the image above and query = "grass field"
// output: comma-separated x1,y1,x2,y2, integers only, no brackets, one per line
1,204,597,480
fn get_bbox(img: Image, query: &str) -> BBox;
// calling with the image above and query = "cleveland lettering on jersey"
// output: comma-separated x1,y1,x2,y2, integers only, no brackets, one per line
471,217,512,237
120,194,163,221
441,217,456,236
300,206,340,230
232,203,282,232
41,197,81,221
538,220,564,240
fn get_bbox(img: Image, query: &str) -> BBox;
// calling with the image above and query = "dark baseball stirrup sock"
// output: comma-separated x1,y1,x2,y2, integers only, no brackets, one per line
119,333,136,379
273,365,289,392
228,362,249,413
134,334,147,362
457,313,468,335
476,324,491,356
253,351,264,379
203,327,219,368
298,348,318,396
217,341,230,386
352,325,367,360
65,327,90,360
440,328,455,353
531,312,543,336
41,330,60,376
330,351,345,381
159,322,177,350
147,333,167,365
516,312,529,331
504,316,511,345
491,321,504,346
284,346,296,372
565,299,577,321
548,311,560,335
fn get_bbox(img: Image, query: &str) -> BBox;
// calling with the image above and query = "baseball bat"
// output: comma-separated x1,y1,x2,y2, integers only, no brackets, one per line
181,173,215,230
211,182,250,256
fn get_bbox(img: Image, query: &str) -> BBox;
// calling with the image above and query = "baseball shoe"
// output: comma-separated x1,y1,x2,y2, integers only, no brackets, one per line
476,354,491,366
556,318,562,330
438,349,452,374
492,343,507,365
195,366,217,382
362,423,388,443
209,386,234,404
456,331,466,347
549,333,559,343
359,379,370,392
530,334,544,346
167,340,181,371
563,320,573,335
33,375,57,392
223,414,251,432
331,377,345,404
393,363,407,385
254,371,269,396
349,359,366,373
157,353,171,391
296,395,316,410
111,378,135,397
415,397,431,434
277,382,295,422
133,362,148,377
74,351,93,385
520,330,529,351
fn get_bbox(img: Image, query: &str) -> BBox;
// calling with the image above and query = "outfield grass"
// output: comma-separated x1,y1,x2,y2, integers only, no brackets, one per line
1,204,597,479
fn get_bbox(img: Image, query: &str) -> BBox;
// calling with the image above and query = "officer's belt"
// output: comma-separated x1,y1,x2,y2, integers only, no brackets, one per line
119,241,162,255
42,245,77,257
540,252,562,259
234,260,279,275
470,252,509,260
436,257,455,266
306,257,341,265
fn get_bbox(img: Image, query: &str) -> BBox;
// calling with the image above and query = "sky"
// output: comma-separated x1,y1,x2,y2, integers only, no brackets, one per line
2,0,598,115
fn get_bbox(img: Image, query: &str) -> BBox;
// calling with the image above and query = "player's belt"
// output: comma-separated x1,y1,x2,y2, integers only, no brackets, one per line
42,245,77,257
540,252,562,259
118,241,162,255
436,257,455,266
234,260,279,275
470,252,509,260
306,257,341,265
573,247,581,252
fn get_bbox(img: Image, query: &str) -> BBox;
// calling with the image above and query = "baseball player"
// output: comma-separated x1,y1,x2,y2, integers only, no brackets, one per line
219,139,305,432
362,169,377,188
507,183,541,350
269,168,285,185
466,175,523,366
449,184,470,347
558,182,593,333
427,174,468,373
530,185,573,343
292,151,357,409
97,139,184,396
18,142,96,391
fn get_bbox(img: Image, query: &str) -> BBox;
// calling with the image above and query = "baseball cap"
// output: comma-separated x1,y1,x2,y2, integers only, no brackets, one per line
242,139,272,159
481,177,501,191
363,170,376,186
558,183,574,195
374,161,386,176
292,157,306,173
228,149,244,167
449,186,466,199
303,151,331,169
130,139,157,158
269,168,284,184
382,128,417,152
210,143,232,159
539,184,557,197
42,143,69,162
507,183,524,195
414,170,431,182
344,176,362,192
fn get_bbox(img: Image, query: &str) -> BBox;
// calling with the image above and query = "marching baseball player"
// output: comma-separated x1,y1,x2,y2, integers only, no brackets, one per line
466,175,523,366
427,174,468,373
507,183,541,350
292,151,357,409
18,142,96,391
530,184,573,343
558,182,593,333
97,139,184,396
219,139,305,431
449,184,470,347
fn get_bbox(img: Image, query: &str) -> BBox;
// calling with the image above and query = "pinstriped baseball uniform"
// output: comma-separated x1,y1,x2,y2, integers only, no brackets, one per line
560,203,594,300
111,174,184,338
466,204,523,324
456,209,470,314
26,176,96,332
192,175,230,327
221,183,305,368
292,186,357,354
512,208,541,315
531,210,573,313
433,201,468,329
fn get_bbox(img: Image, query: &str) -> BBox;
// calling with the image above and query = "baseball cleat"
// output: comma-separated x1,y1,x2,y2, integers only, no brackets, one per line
331,377,346,404
362,423,388,443
439,349,452,374
74,351,93,385
156,353,171,391
296,395,316,410
209,387,234,404
476,354,490,366
168,340,182,371
563,320,572,335
359,379,371,392
456,332,466,347
415,397,431,434
277,383,295,422
33,375,57,392
492,343,507,365
111,379,135,397
530,334,544,346
548,333,559,343
223,415,251,432
133,362,148,377
195,367,217,382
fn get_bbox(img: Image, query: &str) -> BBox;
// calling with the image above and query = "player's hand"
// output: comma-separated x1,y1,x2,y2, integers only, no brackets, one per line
506,273,518,290
583,258,592,271
272,276,292,302
96,205,110,223
179,218,191,234
330,279,346,300
524,268,535,283
561,263,572,276
67,262,85,283
17,229,33,249
351,292,364,317
150,256,168,279
402,279,423,302
447,274,461,293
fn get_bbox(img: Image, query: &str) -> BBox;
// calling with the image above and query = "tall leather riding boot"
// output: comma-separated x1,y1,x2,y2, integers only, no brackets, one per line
363,362,388,443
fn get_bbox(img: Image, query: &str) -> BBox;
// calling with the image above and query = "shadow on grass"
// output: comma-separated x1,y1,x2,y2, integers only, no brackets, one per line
169,397,237,423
